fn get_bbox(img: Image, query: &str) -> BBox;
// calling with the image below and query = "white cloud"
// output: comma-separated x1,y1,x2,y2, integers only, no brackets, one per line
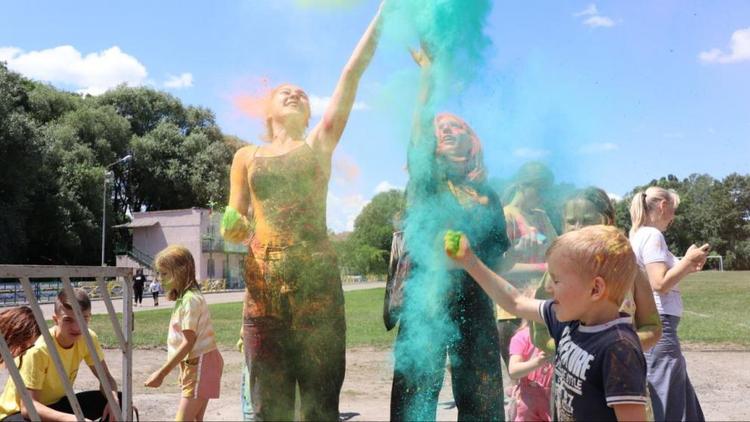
699,27,750,64
309,94,369,117
578,142,619,154
327,192,369,232
513,148,550,159
164,72,193,89
584,16,615,28
574,4,598,17
0,45,148,95
607,192,623,201
374,181,402,194
573,4,616,28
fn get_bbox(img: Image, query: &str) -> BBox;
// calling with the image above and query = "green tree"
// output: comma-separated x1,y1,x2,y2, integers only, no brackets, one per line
349,189,405,274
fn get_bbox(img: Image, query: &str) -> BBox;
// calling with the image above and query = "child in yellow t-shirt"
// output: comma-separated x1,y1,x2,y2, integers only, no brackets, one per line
0,289,120,421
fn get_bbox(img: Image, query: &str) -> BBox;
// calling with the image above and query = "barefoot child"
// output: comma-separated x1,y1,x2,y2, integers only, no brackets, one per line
445,225,648,421
145,245,223,421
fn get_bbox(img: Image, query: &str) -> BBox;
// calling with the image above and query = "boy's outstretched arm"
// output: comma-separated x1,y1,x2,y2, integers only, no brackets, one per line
445,231,544,323
613,403,647,421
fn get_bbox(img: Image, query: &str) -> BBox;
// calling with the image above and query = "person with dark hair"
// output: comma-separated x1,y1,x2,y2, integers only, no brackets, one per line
0,306,41,367
132,268,146,307
0,289,121,421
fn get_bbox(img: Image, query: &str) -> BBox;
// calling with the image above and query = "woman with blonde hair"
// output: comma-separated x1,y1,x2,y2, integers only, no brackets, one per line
221,4,384,420
629,186,709,421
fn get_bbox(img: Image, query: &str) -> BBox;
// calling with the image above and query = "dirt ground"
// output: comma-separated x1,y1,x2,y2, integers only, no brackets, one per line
2,345,748,421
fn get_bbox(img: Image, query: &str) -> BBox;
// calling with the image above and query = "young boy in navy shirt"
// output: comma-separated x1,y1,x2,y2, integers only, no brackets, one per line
446,225,647,421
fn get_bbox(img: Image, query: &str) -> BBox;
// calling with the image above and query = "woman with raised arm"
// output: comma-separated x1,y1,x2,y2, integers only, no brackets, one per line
389,48,509,421
221,5,383,420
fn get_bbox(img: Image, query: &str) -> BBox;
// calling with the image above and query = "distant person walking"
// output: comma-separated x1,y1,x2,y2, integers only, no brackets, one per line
149,279,161,307
133,269,146,307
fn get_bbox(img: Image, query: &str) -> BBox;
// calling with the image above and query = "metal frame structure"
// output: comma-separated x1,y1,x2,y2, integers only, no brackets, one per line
0,265,133,422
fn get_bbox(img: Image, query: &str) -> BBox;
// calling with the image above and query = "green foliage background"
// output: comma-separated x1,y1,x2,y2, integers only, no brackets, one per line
0,64,239,265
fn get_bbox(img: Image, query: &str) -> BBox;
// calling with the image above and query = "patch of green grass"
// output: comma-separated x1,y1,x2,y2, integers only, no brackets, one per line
678,271,750,347
344,288,397,348
89,288,397,349
88,272,750,350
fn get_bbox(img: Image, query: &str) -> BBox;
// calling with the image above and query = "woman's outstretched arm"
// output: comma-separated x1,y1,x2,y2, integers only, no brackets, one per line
309,2,384,153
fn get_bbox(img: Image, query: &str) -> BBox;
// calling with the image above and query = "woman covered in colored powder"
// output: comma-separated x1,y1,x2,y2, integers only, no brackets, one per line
496,162,558,371
390,48,509,421
221,4,384,420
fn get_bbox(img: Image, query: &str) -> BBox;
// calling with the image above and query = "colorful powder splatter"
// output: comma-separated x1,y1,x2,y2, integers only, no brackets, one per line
383,0,498,419
231,77,273,120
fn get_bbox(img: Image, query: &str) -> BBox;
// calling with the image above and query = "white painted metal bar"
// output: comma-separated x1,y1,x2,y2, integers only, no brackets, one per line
121,274,133,421
60,277,122,418
0,265,132,278
19,277,85,421
95,276,127,351
0,329,41,422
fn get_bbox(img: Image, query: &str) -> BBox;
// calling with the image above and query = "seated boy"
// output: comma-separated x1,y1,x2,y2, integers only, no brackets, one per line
445,225,648,421
0,288,121,422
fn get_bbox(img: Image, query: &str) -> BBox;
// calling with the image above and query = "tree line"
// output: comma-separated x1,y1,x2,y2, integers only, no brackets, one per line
336,172,750,275
3,63,748,271
0,63,238,265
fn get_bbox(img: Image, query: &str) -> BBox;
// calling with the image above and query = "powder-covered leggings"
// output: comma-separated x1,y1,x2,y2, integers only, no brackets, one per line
390,283,504,421
243,315,345,421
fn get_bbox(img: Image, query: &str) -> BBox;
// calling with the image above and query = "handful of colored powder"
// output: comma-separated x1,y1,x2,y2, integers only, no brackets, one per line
444,230,464,258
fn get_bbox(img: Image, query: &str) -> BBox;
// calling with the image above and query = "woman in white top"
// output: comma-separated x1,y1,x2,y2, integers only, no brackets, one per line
629,186,709,421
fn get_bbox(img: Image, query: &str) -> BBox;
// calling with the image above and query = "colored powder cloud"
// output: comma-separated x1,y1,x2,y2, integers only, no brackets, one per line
231,76,273,120
381,1,497,419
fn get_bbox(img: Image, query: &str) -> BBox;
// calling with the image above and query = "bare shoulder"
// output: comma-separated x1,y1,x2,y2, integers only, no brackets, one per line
233,144,259,166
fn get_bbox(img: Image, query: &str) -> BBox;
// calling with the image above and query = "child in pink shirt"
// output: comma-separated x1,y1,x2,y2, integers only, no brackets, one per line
507,325,553,421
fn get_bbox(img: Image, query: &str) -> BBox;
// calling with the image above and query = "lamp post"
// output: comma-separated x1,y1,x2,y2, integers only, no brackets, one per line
101,155,132,266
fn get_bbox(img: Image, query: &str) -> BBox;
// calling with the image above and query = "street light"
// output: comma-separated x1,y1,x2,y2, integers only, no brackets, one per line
101,154,132,266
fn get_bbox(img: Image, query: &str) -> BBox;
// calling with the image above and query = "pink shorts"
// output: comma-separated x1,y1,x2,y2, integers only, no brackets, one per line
179,349,224,399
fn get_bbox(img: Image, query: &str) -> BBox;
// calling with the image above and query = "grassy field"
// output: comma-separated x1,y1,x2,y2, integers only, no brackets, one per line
677,271,750,347
89,271,749,349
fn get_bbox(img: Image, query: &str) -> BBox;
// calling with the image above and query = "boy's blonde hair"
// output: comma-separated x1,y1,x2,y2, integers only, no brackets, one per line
154,245,199,301
546,225,638,306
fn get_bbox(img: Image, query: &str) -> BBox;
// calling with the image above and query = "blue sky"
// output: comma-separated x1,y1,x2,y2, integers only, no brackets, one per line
2,1,749,232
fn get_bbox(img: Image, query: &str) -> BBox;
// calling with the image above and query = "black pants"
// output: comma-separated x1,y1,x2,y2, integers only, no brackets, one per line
3,391,123,421
243,315,345,421
390,286,504,421
133,287,143,304
151,291,159,305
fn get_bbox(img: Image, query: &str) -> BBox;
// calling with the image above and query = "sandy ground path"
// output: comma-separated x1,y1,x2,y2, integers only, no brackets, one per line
3,346,746,421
